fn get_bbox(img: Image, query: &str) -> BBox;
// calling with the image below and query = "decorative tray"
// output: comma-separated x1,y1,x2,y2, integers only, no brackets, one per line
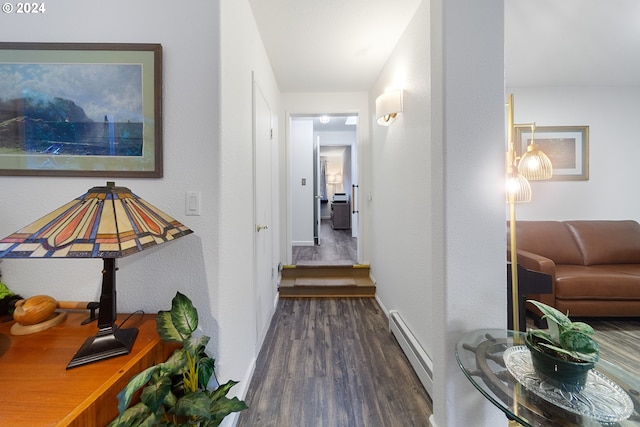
503,346,634,423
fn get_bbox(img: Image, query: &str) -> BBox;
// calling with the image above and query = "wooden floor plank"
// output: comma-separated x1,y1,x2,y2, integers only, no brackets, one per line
237,298,433,427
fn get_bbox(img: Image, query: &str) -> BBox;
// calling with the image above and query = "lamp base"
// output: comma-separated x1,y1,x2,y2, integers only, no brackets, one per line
66,325,138,369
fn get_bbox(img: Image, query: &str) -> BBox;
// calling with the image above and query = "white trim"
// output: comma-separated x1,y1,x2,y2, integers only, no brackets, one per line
220,354,257,427
388,310,434,397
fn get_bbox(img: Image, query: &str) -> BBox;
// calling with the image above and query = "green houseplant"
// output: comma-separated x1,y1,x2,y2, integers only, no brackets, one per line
108,292,247,427
525,300,600,391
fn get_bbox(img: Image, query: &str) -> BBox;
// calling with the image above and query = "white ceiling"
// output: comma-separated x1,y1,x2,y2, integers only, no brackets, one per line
248,0,422,92
249,0,640,93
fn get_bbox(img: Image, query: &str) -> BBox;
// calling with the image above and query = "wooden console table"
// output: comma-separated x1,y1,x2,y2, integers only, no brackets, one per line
0,311,177,426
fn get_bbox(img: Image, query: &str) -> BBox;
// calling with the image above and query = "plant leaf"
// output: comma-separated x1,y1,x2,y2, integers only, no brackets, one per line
140,376,172,413
560,330,599,355
527,329,554,344
184,334,210,356
170,291,199,337
107,402,152,427
136,410,165,427
159,348,188,377
568,321,595,335
198,356,215,388
527,300,572,328
116,365,160,413
175,391,212,420
201,381,248,427
156,310,184,342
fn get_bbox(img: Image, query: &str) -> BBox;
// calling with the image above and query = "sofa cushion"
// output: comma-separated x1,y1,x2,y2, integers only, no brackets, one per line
555,265,640,300
512,221,583,265
565,220,640,265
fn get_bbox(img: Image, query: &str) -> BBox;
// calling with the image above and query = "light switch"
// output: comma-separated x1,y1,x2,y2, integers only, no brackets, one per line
302,178,306,186
186,191,201,216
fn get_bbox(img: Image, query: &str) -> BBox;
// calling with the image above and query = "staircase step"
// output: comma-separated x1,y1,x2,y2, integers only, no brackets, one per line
295,277,356,286
279,264,375,298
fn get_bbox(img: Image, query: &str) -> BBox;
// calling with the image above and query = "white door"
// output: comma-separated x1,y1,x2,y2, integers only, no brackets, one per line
253,79,273,349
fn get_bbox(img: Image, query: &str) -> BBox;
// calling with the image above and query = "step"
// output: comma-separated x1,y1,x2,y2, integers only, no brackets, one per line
279,264,375,298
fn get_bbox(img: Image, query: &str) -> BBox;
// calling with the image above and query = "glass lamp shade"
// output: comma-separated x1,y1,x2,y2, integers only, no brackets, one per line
519,143,553,180
506,165,532,203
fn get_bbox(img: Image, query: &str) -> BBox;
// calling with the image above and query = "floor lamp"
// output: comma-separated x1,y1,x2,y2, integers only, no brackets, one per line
506,94,553,333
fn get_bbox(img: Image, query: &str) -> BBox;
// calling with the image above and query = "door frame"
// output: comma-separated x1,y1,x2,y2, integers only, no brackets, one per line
286,112,361,265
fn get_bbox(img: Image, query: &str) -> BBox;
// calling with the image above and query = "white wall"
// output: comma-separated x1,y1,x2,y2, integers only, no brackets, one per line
219,0,281,393
507,86,640,222
290,119,314,245
0,0,220,345
0,0,282,415
369,0,433,368
369,1,506,426
436,0,506,424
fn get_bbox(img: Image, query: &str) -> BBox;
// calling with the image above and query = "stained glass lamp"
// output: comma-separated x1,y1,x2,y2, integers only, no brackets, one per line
0,182,193,368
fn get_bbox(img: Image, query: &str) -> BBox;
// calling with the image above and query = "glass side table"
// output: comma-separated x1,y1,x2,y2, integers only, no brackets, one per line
456,329,640,426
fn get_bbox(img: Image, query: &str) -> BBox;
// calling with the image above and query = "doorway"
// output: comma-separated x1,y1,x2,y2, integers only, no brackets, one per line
289,114,358,265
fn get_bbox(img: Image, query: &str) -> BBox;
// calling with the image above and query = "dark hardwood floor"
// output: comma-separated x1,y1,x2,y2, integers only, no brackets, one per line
237,298,433,427
292,219,357,265
588,317,640,376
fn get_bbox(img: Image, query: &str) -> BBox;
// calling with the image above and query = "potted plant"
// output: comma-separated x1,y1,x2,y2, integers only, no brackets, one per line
108,292,247,427
525,300,600,392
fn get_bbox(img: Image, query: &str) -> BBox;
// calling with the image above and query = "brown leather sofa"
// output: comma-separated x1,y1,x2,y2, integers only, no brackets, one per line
509,220,640,317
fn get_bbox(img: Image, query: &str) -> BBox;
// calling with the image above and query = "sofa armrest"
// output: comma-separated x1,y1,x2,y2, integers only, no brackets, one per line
508,248,557,308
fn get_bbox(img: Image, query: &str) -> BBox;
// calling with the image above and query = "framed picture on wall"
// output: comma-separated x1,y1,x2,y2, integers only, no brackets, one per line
515,125,589,181
0,42,163,177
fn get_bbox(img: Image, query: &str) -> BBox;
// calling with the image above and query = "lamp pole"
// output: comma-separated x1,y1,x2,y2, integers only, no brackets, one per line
507,94,521,334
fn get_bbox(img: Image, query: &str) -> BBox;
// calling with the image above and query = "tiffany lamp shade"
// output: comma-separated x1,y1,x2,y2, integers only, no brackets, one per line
0,182,193,368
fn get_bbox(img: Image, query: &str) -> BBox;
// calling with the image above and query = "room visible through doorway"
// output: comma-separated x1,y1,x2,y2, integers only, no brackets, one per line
289,114,359,265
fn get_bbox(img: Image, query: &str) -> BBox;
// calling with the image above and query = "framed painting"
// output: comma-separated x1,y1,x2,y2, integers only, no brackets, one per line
0,42,162,177
515,125,589,181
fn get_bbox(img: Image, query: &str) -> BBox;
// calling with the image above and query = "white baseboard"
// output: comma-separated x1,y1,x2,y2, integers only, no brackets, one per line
217,355,254,427
428,414,438,427
388,310,434,397
292,240,314,246
222,293,279,427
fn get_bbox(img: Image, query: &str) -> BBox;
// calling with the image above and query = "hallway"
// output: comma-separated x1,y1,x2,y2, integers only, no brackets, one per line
292,219,357,265
237,298,433,427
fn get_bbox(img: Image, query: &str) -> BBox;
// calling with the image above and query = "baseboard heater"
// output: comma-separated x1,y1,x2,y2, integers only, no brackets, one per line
389,310,433,397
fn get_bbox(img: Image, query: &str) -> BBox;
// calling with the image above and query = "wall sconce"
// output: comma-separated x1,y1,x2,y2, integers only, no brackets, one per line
375,89,403,126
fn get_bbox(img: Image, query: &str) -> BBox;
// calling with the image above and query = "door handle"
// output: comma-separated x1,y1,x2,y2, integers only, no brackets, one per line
256,224,269,232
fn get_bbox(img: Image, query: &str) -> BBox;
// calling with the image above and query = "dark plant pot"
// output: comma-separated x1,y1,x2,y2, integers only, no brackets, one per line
525,335,594,392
